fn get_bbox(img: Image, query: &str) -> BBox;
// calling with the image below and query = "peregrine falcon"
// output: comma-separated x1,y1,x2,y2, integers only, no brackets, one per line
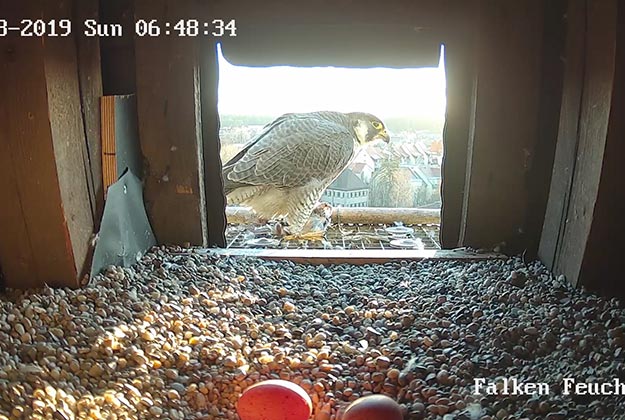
222,111,390,235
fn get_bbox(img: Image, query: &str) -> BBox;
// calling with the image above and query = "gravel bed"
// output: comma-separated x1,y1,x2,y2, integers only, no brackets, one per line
1,247,625,420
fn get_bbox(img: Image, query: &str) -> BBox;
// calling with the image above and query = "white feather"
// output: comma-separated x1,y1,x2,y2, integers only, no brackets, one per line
354,120,369,145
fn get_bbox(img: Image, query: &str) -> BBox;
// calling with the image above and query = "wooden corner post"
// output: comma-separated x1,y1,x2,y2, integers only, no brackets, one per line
134,0,208,246
0,2,95,288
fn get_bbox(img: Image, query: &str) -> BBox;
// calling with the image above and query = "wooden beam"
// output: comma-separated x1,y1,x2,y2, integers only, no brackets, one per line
523,0,568,261
459,0,544,254
213,0,455,27
539,0,587,271
580,0,625,296
73,0,105,228
201,41,227,247
440,17,477,248
135,0,207,246
552,0,618,287
0,1,94,288
43,2,95,284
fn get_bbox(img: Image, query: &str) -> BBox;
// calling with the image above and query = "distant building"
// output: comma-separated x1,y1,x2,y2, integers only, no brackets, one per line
349,150,376,184
364,147,391,169
389,141,431,166
349,162,374,184
401,166,442,207
422,166,442,191
400,166,441,189
352,148,376,169
321,168,369,207
406,167,434,190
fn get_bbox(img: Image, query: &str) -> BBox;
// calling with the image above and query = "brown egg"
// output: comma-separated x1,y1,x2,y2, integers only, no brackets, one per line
237,379,312,420
341,395,403,420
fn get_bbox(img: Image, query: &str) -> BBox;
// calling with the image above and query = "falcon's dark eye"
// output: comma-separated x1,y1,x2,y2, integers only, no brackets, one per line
371,121,383,129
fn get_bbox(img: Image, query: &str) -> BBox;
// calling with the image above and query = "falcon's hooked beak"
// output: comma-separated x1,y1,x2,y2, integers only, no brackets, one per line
376,129,390,143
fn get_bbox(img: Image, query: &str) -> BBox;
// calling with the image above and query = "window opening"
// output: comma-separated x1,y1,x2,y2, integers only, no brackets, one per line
218,44,446,251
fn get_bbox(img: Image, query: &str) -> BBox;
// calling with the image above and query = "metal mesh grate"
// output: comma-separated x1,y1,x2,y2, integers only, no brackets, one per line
225,223,441,250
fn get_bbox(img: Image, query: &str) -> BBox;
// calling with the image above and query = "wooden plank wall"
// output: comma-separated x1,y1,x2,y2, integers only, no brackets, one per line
539,0,588,275
459,0,546,254
213,0,456,27
134,0,208,246
74,0,105,228
43,2,95,283
522,0,568,259
0,1,97,288
548,0,612,285
581,1,625,296
539,0,623,291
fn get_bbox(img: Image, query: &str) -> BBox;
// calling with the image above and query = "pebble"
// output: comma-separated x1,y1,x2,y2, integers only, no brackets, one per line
387,368,400,380
0,250,623,419
375,356,391,369
149,406,163,416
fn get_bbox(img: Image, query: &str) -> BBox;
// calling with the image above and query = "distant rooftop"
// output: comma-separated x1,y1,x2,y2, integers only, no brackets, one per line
350,162,369,175
328,168,368,191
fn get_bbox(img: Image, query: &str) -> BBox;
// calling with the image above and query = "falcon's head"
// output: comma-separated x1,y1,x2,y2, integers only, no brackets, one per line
348,112,391,145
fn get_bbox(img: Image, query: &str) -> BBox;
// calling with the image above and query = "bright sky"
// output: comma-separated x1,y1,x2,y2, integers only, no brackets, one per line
216,45,447,120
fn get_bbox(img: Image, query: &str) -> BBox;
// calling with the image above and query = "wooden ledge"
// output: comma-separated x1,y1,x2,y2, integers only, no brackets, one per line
204,248,504,265
226,206,441,225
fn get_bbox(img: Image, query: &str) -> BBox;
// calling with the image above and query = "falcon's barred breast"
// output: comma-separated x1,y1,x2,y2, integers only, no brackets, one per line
222,111,390,234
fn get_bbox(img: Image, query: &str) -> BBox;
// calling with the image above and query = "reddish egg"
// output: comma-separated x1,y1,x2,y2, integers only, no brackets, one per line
237,379,312,420
341,395,403,420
